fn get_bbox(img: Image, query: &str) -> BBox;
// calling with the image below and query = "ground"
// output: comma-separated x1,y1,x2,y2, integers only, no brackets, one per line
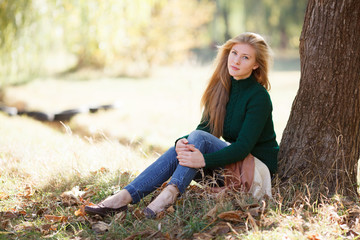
2,66,358,239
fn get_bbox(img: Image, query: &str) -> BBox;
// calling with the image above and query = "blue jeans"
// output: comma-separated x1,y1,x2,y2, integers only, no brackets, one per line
124,130,229,204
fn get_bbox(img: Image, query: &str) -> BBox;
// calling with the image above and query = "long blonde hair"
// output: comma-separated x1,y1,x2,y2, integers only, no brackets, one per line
200,32,272,137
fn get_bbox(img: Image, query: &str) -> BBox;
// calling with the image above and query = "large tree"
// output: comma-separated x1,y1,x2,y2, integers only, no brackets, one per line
278,0,360,196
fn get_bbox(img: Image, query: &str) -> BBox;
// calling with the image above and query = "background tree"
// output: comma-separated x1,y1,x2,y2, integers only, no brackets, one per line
243,0,306,49
278,0,360,197
0,0,214,87
0,0,307,89
0,0,38,87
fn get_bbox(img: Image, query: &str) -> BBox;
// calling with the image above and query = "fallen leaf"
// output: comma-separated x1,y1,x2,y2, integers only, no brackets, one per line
91,167,109,175
23,184,33,198
346,229,360,238
91,221,109,233
80,189,95,200
113,211,126,224
307,234,322,240
132,209,144,219
218,210,245,222
37,207,50,216
19,210,27,215
193,232,213,240
247,207,261,217
242,203,260,211
1,219,12,230
0,193,9,200
1,211,19,219
124,230,157,240
246,212,259,231
166,206,175,214
40,223,57,235
227,222,241,236
44,215,68,223
208,222,230,235
16,184,34,199
156,211,166,220
339,224,349,231
75,205,86,217
60,186,85,206
14,222,37,231
203,205,218,220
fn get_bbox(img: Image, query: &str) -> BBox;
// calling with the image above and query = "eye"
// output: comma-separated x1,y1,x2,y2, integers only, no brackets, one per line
242,56,249,60
231,50,237,55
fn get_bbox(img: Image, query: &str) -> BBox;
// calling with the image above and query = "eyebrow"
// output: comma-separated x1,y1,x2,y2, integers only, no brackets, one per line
232,49,252,56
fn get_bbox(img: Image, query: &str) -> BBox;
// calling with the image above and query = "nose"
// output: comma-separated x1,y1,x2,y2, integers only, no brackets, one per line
234,56,241,65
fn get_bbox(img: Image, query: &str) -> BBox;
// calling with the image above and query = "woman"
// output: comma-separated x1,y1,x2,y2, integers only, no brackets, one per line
85,32,279,218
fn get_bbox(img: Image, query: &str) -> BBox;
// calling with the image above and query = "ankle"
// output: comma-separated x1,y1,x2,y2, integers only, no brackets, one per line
147,184,179,213
101,189,132,208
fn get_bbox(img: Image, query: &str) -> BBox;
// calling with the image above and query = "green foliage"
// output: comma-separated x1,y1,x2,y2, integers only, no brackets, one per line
0,0,38,87
0,0,215,87
211,0,306,49
0,0,306,87
244,0,307,49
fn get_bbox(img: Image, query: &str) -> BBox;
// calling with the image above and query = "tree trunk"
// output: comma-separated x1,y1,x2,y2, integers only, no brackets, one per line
278,0,360,196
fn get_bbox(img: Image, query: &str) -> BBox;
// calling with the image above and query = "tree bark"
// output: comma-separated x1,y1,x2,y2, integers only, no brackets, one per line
278,0,360,196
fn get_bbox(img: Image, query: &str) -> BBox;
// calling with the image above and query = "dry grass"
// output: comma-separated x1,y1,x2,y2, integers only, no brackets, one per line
3,66,359,239
0,113,154,190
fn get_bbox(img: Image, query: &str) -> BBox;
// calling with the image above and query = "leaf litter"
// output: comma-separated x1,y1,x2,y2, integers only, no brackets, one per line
2,175,360,239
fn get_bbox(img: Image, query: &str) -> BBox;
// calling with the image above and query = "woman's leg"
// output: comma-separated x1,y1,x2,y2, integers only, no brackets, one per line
86,146,180,216
168,130,228,193
144,130,228,217
124,146,180,204
102,130,227,208
126,130,227,204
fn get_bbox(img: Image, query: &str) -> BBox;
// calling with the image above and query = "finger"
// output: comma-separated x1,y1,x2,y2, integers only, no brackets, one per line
177,154,189,161
178,146,190,151
178,160,190,167
185,144,197,151
179,151,192,157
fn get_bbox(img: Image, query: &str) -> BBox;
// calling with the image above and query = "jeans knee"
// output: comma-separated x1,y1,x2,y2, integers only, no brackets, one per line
187,130,208,143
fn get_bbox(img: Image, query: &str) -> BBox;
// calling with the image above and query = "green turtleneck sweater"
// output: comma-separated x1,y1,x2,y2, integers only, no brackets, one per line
180,75,279,174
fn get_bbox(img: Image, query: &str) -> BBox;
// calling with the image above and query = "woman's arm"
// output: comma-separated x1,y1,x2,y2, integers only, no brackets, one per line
203,90,273,168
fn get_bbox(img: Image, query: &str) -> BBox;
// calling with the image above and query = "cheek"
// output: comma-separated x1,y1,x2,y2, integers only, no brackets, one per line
227,56,232,65
227,57,232,69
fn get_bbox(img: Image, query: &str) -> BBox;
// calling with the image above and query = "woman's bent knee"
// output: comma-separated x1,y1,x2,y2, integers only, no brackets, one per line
187,130,209,142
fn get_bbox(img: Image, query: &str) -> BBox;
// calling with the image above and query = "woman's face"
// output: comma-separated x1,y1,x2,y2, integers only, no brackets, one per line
227,43,259,80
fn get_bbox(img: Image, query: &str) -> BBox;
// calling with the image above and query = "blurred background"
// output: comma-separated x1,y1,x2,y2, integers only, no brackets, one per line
0,0,305,156
0,0,305,85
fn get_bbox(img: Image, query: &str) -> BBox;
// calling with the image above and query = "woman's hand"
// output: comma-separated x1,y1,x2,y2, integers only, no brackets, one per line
175,138,189,155
177,144,205,168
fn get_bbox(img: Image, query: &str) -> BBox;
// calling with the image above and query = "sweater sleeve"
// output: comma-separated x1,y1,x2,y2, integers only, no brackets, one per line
203,90,272,168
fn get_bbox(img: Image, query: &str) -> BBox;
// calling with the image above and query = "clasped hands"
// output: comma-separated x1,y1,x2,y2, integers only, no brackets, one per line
175,138,205,168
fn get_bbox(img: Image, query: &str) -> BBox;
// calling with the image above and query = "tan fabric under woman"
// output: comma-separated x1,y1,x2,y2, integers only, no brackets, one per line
212,154,272,200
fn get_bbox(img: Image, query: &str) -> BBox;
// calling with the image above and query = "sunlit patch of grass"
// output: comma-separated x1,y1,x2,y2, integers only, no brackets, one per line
3,67,360,239
0,113,154,188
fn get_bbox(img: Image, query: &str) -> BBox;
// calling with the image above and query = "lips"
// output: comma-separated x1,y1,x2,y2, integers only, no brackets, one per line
230,65,239,71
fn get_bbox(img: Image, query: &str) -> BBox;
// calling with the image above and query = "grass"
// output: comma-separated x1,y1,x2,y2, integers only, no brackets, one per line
1,65,360,239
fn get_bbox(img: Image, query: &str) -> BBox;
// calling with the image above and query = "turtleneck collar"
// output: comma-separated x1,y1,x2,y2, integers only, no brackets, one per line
231,74,256,86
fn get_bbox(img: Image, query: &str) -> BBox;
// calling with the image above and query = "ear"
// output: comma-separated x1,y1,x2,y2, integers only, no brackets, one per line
253,64,259,70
